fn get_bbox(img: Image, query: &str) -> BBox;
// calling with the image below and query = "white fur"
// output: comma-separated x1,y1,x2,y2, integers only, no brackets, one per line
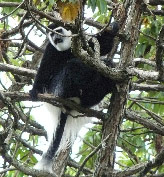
43,103,61,141
34,102,91,173
48,27,72,51
34,158,53,173
57,110,90,153
34,103,61,173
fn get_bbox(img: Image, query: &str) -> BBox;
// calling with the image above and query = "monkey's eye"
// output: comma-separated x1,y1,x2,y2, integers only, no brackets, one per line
55,28,63,33
54,38,63,44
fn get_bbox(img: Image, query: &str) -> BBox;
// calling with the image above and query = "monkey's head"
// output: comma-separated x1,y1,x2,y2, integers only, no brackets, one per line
48,26,72,51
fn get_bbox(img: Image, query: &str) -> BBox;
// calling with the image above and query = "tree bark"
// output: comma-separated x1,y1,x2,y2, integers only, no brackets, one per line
94,0,143,176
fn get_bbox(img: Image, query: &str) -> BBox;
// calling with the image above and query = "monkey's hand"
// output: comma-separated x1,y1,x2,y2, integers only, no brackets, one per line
29,88,39,101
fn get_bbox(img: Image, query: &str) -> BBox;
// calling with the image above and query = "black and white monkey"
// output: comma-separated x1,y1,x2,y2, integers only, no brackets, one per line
30,22,118,173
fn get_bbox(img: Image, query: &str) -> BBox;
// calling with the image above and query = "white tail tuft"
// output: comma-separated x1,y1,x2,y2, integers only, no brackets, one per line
34,102,91,173
34,158,53,173
57,110,91,153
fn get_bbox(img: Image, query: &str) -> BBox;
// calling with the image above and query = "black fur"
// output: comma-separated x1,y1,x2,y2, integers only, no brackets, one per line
30,23,118,101
30,22,118,170
43,112,67,160
49,58,116,107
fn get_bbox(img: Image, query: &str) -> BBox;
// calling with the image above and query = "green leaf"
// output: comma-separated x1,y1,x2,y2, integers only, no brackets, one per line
97,0,107,14
88,0,97,12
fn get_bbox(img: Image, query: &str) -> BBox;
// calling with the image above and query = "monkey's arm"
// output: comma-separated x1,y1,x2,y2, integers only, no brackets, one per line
89,22,119,56
30,45,58,100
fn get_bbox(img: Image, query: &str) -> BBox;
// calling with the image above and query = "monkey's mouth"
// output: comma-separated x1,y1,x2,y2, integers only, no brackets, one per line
54,38,63,44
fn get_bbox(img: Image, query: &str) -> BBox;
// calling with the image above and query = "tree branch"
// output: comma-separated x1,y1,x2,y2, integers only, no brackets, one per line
2,149,57,177
0,91,105,120
125,109,164,136
127,67,161,81
132,83,164,92
155,24,164,79
138,148,164,177
0,63,36,77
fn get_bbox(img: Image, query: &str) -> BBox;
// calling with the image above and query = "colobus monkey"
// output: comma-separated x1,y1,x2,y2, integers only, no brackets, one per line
30,22,118,173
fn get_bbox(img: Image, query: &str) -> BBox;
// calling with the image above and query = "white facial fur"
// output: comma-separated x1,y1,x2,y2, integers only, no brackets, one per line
48,27,72,51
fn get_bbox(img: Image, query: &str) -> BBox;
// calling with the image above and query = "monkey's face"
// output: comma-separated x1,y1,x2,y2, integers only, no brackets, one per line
48,27,72,51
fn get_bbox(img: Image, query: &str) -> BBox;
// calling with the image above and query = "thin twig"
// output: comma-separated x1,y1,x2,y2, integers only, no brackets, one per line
75,134,111,177
0,0,25,20
25,2,78,38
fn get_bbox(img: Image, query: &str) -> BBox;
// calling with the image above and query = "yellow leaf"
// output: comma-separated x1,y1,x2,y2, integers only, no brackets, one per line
57,1,80,23
33,0,41,6
143,17,149,27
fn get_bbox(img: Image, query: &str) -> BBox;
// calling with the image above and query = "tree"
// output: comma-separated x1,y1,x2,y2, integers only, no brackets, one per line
0,0,164,176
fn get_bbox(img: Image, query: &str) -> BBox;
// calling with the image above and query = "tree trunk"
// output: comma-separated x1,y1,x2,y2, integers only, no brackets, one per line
94,0,143,176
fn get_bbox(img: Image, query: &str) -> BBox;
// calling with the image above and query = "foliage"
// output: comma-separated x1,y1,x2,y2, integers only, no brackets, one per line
88,0,107,14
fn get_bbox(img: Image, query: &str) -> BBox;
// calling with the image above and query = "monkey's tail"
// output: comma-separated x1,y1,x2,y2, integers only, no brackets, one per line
34,103,90,173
